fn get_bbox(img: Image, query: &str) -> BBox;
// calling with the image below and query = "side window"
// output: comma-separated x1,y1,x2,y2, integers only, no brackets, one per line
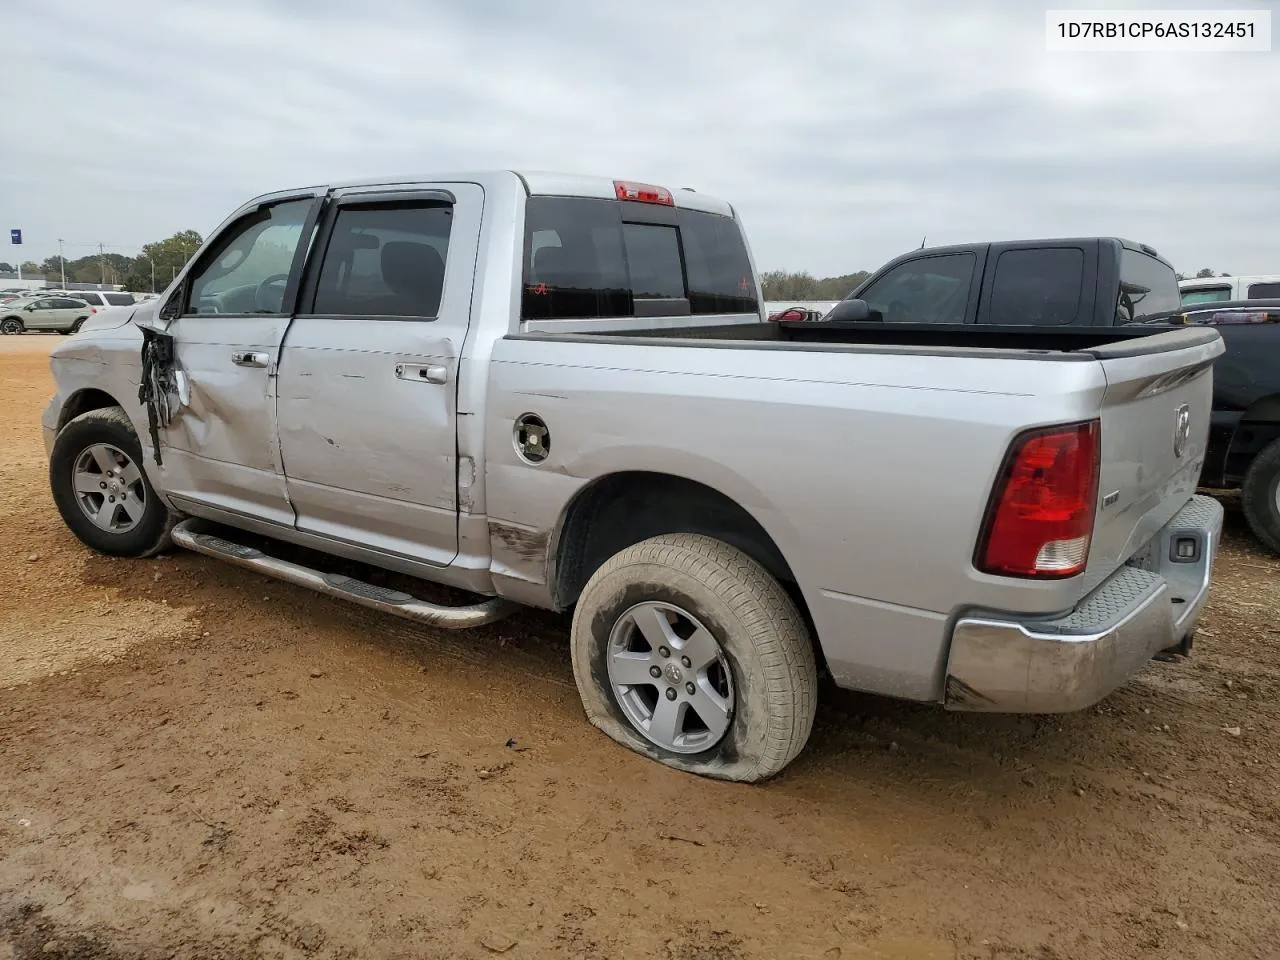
56,298,85,308
984,248,1085,326
185,198,312,316
311,201,453,318
1247,282,1280,299
32,299,52,310
105,293,135,306
859,254,975,323
78,293,101,305
1118,250,1180,323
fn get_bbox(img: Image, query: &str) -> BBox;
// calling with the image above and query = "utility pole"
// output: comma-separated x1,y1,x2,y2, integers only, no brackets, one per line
98,242,106,285
57,238,66,288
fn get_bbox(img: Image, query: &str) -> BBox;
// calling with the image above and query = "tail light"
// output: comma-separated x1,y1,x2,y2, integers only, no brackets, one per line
976,420,1100,579
614,180,674,206
90,306,98,313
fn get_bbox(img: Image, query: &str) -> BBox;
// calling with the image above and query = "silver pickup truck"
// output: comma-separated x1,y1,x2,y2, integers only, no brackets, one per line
43,171,1225,782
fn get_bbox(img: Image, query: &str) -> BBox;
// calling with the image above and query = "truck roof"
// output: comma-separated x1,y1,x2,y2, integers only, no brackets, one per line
295,170,736,218
898,237,1171,269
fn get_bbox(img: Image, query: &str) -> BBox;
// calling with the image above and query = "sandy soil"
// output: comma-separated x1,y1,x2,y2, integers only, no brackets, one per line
1,333,1277,960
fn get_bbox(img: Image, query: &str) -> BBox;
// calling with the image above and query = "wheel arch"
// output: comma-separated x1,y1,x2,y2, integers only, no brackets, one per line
57,388,125,434
1224,393,1280,484
549,469,811,628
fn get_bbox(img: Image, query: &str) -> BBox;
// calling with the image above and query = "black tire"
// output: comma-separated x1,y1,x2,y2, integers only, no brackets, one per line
64,318,86,335
570,533,818,783
1241,438,1280,555
1,316,23,335
49,406,176,557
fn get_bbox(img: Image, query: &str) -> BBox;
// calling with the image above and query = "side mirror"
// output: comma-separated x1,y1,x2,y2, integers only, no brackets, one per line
24,304,35,312
823,299,871,322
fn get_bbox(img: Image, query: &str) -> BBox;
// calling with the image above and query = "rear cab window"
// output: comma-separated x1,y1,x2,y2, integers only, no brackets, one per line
105,292,134,306
1247,281,1280,299
520,197,757,322
1118,249,1180,322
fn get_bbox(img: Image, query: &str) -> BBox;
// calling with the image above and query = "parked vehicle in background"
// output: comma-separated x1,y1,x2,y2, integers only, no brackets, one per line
1,296,92,334
767,305,826,322
1179,275,1280,306
764,300,837,321
42,173,1223,781
823,237,1181,328
821,238,1280,559
71,290,136,309
1139,299,1280,554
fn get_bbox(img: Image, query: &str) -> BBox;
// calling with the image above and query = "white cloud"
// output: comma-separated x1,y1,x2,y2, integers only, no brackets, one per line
3,0,1278,277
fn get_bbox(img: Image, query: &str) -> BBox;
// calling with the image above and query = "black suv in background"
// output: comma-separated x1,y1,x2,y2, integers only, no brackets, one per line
819,238,1280,554
1152,300,1280,554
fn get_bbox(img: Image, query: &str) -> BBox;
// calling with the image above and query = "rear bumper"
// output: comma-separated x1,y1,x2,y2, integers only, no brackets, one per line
944,494,1222,713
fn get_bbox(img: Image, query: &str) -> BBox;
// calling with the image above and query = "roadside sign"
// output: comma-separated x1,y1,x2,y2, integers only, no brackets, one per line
9,229,20,244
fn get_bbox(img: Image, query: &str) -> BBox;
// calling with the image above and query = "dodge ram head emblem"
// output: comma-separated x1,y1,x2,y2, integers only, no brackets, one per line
1173,403,1191,458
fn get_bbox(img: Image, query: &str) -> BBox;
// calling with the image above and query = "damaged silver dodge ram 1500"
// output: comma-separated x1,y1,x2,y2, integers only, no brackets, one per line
43,171,1225,781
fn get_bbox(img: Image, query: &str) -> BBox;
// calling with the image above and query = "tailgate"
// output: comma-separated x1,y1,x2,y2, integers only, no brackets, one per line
1082,327,1225,594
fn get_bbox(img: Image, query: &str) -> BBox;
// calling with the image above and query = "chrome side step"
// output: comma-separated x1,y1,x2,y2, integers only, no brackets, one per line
170,519,518,629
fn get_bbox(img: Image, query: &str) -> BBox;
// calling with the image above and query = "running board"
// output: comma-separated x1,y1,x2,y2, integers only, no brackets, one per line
170,519,518,629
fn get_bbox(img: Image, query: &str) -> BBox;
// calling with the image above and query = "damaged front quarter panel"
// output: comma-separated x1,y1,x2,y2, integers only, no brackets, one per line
137,326,189,465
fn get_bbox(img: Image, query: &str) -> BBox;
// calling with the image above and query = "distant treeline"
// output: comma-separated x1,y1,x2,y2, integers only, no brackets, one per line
760,270,870,301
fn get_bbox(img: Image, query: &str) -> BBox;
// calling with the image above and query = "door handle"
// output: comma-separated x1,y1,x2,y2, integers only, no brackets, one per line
394,363,448,384
231,351,270,368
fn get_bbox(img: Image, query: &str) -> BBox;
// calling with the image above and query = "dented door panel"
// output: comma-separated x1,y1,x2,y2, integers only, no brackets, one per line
158,315,294,526
274,330,461,564
274,181,486,567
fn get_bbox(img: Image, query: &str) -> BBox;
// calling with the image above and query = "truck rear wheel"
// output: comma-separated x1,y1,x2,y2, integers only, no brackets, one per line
49,406,175,557
569,533,817,782
1241,438,1280,555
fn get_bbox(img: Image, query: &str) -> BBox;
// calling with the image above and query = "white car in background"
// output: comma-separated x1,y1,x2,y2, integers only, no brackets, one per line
1180,274,1280,305
0,296,94,335
70,290,137,310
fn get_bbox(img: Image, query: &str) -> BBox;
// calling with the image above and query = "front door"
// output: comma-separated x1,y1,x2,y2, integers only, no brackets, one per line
274,183,484,567
154,193,323,526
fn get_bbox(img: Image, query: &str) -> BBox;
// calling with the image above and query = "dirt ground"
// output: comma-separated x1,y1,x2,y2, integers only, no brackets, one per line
1,334,1277,960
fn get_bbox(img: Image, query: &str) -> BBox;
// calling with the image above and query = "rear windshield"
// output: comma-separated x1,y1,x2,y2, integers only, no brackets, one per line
520,197,758,321
105,292,135,306
1118,250,1180,322
1247,281,1280,299
1181,286,1231,306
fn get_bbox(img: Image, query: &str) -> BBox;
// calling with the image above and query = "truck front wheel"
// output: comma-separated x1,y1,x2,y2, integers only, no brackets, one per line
49,406,175,557
570,533,817,782
1241,437,1280,555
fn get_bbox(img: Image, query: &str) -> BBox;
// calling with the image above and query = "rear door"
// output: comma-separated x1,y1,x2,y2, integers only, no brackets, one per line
273,183,485,567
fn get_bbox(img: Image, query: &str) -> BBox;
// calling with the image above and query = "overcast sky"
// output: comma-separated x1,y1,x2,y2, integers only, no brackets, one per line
3,0,1278,278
